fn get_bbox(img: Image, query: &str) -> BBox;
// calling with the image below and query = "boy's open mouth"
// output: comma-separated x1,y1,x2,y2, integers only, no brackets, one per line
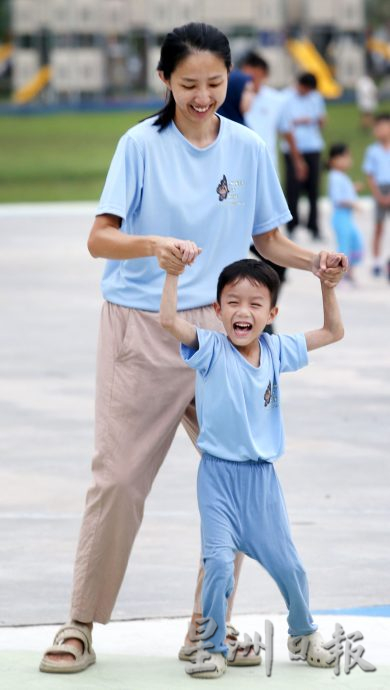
233,321,252,334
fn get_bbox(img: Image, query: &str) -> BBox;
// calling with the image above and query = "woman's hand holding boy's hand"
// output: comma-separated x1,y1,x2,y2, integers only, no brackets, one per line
175,240,202,266
154,238,202,275
311,251,348,288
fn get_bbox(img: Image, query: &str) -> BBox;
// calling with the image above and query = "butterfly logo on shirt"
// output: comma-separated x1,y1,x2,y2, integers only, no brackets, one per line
264,380,272,407
216,174,229,201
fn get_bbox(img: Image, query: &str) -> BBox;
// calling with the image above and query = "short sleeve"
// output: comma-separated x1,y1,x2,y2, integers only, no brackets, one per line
328,172,354,205
316,93,326,118
362,146,375,176
266,332,308,373
96,134,144,223
252,143,292,235
180,328,221,377
278,106,292,134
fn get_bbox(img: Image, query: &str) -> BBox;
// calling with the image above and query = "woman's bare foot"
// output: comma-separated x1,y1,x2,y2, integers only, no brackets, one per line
44,621,93,664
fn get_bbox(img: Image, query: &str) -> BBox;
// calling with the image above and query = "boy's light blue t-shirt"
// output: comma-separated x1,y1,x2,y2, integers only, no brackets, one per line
181,328,308,463
96,115,292,311
328,170,357,207
279,90,326,154
362,143,390,185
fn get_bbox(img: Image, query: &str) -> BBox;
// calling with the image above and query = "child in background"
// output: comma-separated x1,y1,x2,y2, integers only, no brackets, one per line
362,113,390,277
160,249,344,679
327,143,364,283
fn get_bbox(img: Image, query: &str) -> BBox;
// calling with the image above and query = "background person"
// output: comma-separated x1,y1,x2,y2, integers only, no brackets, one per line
279,73,327,240
355,74,378,131
239,51,307,290
327,143,364,284
217,68,254,125
362,112,390,276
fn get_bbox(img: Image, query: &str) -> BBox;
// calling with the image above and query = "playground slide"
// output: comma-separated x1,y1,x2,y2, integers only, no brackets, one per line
12,64,52,104
0,43,13,72
367,38,390,62
287,38,342,99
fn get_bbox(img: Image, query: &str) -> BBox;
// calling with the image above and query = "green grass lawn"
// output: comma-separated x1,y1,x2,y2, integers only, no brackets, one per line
0,103,389,203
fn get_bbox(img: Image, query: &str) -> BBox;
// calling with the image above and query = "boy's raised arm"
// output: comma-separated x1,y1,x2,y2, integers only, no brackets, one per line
304,282,344,351
160,273,199,349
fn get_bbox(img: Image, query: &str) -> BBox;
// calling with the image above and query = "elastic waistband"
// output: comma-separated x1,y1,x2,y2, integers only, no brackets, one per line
201,452,271,467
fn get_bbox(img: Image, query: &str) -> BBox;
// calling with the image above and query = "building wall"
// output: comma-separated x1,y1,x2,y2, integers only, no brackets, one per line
10,0,366,98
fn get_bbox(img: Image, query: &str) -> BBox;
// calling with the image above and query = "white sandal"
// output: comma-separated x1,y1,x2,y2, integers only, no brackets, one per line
288,630,335,668
39,622,96,674
179,623,261,667
185,651,227,679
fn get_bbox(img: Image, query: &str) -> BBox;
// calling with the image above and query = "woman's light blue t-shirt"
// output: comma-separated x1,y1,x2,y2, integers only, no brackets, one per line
328,170,357,208
96,115,292,311
362,143,390,185
181,328,308,463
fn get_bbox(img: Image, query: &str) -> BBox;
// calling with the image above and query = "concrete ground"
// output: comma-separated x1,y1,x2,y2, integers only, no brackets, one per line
0,199,389,688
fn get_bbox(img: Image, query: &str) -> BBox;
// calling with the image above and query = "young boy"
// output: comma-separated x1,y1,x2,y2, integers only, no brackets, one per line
160,250,344,679
362,112,390,276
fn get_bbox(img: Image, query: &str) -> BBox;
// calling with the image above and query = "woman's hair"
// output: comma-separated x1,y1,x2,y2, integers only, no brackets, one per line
153,22,232,131
216,259,280,307
325,142,349,169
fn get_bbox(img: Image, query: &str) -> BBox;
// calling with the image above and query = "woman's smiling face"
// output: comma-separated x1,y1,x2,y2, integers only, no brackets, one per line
159,51,228,127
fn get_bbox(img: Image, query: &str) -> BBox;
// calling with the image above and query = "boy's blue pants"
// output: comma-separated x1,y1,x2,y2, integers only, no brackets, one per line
197,453,318,656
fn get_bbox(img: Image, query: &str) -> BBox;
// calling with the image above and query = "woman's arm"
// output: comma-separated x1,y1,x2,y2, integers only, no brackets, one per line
87,213,187,275
305,282,344,351
160,274,198,348
252,229,348,287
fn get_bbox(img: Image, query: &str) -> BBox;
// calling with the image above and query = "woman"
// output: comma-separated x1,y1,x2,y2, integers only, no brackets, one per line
40,22,346,674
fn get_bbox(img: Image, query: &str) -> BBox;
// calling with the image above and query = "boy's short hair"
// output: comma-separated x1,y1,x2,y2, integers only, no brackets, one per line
217,259,280,307
298,72,317,90
374,112,390,124
238,51,269,73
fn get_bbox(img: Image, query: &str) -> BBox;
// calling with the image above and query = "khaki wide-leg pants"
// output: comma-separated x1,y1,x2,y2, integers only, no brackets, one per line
71,301,244,624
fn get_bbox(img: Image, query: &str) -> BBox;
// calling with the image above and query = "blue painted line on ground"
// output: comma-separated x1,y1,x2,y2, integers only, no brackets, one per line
312,605,390,617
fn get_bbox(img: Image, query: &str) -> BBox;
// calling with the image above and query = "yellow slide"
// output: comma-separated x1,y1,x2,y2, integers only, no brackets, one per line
12,64,52,104
0,42,13,66
287,38,342,99
367,37,390,62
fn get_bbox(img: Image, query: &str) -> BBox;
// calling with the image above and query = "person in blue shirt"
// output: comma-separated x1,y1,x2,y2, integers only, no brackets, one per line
40,22,347,675
160,253,344,679
362,113,390,276
238,51,308,302
279,73,326,239
327,144,364,283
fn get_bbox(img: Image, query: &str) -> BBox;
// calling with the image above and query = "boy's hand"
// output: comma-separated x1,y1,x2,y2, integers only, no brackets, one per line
312,251,348,288
155,237,187,275
175,240,202,266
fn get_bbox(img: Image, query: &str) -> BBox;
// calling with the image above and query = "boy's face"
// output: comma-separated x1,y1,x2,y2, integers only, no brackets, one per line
214,278,278,347
374,120,390,144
